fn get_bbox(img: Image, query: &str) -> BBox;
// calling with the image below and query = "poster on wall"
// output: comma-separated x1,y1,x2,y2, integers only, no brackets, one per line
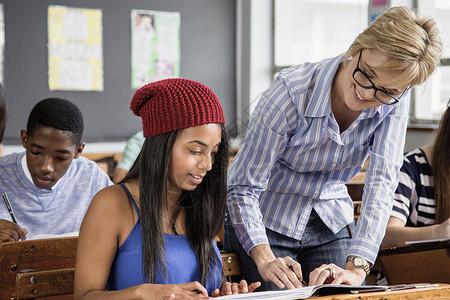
48,5,104,91
131,9,180,89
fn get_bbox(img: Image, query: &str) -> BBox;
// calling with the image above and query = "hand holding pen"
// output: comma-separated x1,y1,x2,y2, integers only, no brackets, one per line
0,192,27,242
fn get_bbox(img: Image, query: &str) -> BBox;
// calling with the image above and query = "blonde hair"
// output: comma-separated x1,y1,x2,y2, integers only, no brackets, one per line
345,6,442,88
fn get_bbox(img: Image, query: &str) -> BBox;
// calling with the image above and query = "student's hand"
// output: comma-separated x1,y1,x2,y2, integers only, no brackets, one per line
308,263,365,286
134,282,209,300
211,279,261,296
0,219,28,243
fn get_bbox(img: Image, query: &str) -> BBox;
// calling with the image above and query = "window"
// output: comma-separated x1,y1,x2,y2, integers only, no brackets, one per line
273,0,449,125
274,0,369,72
411,0,450,124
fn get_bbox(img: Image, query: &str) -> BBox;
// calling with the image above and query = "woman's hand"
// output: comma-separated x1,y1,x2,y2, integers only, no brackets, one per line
136,282,209,300
248,244,304,289
308,263,365,286
257,256,304,289
210,279,261,297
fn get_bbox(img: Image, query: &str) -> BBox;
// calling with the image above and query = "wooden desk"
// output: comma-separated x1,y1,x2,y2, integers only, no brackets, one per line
221,252,241,279
378,239,450,285
313,283,450,299
0,237,77,299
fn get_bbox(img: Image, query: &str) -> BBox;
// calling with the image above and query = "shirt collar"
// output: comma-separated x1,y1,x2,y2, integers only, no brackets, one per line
305,54,344,118
21,154,61,190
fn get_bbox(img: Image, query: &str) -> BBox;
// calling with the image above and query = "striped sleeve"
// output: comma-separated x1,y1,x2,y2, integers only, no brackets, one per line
348,94,410,264
391,155,416,223
391,149,435,226
227,76,298,253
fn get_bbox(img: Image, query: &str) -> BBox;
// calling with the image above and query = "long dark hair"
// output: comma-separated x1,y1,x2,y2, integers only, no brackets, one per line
121,123,229,285
432,102,450,223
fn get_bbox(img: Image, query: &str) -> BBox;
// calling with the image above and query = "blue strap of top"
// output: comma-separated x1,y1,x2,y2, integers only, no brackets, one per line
118,183,139,216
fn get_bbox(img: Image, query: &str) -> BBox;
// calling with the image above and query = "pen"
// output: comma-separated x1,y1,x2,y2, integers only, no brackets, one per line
288,264,308,286
2,192,18,224
2,192,23,241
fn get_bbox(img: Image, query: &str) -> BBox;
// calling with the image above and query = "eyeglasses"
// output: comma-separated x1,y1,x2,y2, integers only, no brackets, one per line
352,50,407,105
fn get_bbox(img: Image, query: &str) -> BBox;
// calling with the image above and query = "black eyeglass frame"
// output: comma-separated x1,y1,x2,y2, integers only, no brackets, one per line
352,50,408,105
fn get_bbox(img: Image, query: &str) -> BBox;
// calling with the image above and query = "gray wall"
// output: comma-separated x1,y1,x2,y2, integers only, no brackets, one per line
404,129,435,152
2,0,236,144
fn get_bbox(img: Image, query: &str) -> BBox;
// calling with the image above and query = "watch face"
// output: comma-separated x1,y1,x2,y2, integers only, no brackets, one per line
354,257,364,266
348,256,370,275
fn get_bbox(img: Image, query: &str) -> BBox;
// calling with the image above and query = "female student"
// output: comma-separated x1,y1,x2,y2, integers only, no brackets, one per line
74,78,259,299
225,6,443,290
381,101,450,248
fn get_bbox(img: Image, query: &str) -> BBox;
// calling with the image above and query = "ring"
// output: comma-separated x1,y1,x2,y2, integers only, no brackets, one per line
326,267,334,278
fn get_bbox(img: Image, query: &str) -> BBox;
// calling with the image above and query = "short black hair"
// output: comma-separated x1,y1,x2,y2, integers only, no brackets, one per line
26,98,84,145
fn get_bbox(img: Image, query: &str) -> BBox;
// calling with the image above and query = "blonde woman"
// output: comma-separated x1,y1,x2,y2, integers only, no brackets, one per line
225,6,443,289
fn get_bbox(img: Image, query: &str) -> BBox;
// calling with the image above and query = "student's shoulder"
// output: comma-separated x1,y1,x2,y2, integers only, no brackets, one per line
88,184,133,215
71,155,109,175
79,185,132,238
0,152,24,174
73,155,98,166
66,156,112,185
0,151,23,164
403,148,427,165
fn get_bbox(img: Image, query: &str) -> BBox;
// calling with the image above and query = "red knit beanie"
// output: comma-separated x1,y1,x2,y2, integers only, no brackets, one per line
130,78,225,137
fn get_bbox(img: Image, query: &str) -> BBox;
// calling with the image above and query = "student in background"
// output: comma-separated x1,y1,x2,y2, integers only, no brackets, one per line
0,83,6,156
74,78,260,299
381,101,450,249
225,6,442,290
0,98,112,242
112,130,144,183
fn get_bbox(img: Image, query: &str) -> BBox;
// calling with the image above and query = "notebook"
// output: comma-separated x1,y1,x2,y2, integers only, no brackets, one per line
214,284,389,299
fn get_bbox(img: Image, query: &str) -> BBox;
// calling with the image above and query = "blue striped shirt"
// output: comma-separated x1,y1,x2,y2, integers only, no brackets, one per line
227,54,409,264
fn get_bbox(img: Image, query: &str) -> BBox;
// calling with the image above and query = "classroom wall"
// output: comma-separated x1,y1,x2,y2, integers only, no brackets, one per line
1,0,434,154
1,0,236,144
404,129,434,152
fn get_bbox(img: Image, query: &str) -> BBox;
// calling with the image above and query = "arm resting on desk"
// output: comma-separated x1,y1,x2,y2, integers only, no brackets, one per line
381,216,450,249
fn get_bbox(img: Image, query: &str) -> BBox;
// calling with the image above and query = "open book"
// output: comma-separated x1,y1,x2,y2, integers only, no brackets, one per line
214,285,388,300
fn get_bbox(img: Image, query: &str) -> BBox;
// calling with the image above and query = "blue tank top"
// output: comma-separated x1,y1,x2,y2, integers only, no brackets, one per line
107,184,222,295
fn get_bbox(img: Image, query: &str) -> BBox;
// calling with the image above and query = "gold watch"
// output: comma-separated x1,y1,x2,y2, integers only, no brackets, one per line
346,255,370,276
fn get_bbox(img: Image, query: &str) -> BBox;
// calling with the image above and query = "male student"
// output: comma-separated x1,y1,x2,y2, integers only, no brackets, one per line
0,98,112,242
